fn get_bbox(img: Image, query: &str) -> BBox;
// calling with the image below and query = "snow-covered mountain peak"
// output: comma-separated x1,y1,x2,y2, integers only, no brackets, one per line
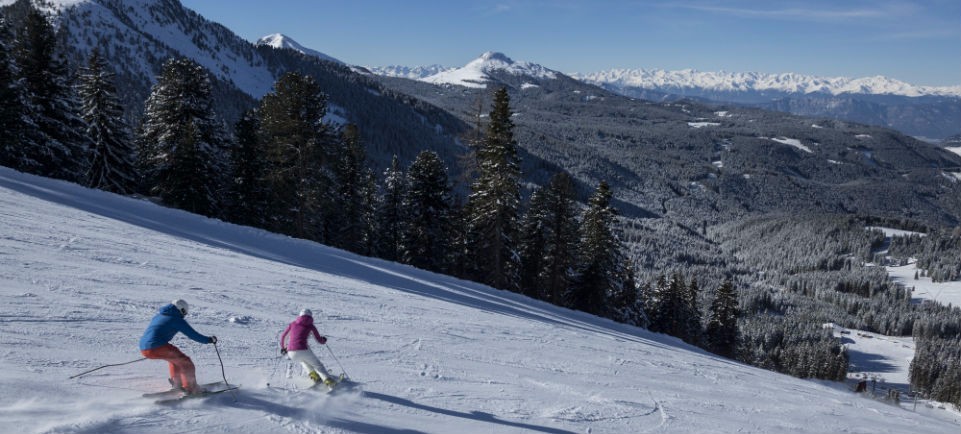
255,32,342,64
415,51,558,88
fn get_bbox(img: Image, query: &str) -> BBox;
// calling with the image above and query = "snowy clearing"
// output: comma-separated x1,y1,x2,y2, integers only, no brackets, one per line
768,137,813,153
688,122,720,128
945,147,961,157
888,261,961,308
0,167,956,433
867,226,926,238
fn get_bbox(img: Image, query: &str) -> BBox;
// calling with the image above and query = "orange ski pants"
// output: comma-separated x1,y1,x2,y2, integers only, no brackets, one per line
141,344,197,391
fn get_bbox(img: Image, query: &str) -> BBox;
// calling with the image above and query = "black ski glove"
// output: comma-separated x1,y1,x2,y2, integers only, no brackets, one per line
281,348,288,355
209,335,218,344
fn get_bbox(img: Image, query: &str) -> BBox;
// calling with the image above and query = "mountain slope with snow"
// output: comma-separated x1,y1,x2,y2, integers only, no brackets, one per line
4,0,277,98
256,33,343,65
0,168,956,433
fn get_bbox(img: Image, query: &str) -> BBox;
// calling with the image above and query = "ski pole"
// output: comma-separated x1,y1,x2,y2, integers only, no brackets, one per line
324,344,350,379
69,357,147,379
266,354,285,387
213,341,238,401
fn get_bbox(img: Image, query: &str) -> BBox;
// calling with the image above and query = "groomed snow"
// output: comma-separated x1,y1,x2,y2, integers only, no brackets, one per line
0,167,956,433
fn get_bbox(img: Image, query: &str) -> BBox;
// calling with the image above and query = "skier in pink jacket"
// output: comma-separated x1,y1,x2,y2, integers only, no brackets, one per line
280,309,334,386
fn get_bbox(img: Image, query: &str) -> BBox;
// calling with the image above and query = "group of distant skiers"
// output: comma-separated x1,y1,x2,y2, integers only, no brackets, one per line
139,299,333,395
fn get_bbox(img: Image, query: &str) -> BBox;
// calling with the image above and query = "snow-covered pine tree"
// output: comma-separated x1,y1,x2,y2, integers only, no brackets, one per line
226,109,267,227
705,280,738,357
570,181,623,316
15,6,88,181
0,14,27,170
465,87,521,291
258,71,335,240
78,47,136,194
139,57,229,217
375,155,408,262
401,150,454,273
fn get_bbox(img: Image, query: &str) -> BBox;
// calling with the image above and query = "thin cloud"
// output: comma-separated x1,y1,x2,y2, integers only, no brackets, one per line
873,28,959,41
668,2,899,22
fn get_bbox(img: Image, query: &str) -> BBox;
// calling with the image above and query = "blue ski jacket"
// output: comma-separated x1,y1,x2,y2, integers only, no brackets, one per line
139,304,212,350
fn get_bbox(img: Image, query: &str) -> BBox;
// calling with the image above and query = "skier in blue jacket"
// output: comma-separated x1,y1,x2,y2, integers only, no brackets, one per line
139,299,216,394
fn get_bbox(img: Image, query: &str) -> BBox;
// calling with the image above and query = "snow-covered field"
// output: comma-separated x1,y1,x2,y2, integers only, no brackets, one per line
889,262,961,308
0,167,957,433
868,226,961,308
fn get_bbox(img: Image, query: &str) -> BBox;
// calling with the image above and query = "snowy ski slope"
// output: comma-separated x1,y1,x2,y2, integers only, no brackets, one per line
0,166,955,433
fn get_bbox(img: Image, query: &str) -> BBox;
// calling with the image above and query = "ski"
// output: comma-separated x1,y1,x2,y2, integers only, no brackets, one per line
154,385,239,404
315,374,350,393
142,381,226,398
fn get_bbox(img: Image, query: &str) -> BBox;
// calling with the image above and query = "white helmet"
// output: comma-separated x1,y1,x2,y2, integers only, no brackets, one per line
172,299,189,316
299,309,312,317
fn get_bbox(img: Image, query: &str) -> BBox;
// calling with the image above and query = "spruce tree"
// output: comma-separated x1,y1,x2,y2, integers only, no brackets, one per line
78,48,136,194
333,124,369,253
226,109,267,227
402,150,454,273
540,172,580,305
685,278,703,344
648,273,691,339
359,169,378,256
258,72,335,239
706,280,739,358
609,259,647,327
139,58,228,217
518,186,549,299
15,6,88,181
518,171,580,302
375,155,408,262
466,87,521,291
570,181,623,315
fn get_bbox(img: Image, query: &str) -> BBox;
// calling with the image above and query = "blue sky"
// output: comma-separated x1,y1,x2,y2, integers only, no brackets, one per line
181,0,961,86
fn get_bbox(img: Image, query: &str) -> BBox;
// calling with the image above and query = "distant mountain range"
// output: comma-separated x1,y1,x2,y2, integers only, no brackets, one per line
572,69,961,99
367,56,961,141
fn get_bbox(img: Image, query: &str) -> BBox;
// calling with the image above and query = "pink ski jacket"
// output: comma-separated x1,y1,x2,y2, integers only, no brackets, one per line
280,315,324,351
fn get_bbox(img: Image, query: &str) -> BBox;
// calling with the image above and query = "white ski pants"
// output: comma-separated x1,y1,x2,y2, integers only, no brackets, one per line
287,349,331,380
